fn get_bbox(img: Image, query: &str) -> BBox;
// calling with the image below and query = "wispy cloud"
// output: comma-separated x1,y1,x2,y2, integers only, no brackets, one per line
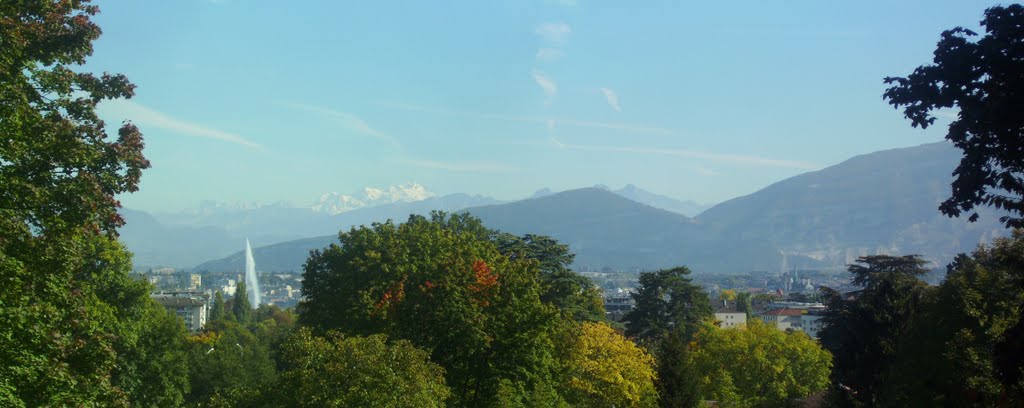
532,71,558,105
535,47,564,61
552,138,818,169
402,159,518,173
535,22,571,45
277,101,395,143
380,102,675,136
599,88,621,112
103,100,262,149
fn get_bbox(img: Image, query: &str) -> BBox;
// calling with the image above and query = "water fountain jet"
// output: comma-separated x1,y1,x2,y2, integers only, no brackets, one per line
244,238,261,307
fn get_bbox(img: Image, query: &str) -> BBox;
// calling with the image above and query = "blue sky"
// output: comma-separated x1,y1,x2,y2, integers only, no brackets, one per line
89,0,996,212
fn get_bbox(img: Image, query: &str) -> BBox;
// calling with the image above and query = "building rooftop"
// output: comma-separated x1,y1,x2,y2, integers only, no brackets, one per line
760,308,806,317
152,296,205,307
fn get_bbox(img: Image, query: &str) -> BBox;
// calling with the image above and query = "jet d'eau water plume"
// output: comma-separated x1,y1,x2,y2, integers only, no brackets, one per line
245,239,261,307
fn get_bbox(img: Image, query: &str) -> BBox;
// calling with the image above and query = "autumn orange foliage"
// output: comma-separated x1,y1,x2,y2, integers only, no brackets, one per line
469,260,499,306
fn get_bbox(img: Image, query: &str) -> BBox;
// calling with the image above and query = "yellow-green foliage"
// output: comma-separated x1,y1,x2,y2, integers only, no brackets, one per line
561,322,659,408
686,320,831,407
276,328,450,408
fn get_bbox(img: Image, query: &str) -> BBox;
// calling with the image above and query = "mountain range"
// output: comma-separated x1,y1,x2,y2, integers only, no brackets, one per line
188,141,1009,275
120,193,501,269
311,183,435,215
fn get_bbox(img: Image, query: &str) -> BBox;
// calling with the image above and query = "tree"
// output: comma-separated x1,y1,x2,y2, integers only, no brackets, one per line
272,328,450,407
185,319,277,405
299,213,562,406
210,290,227,322
883,4,1024,228
233,280,251,324
112,302,191,407
624,266,712,347
623,266,712,408
736,292,754,319
654,331,702,408
685,320,832,407
1,1,154,404
495,233,605,322
556,322,658,408
818,255,930,406
885,233,1024,406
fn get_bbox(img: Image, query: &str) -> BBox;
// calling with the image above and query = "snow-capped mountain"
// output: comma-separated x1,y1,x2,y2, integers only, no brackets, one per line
312,183,435,214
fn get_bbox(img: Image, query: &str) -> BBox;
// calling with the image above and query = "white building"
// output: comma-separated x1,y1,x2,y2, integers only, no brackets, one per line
800,313,825,338
151,291,210,333
759,308,805,331
713,300,747,328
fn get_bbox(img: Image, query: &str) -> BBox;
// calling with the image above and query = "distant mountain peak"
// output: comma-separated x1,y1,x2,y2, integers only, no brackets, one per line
312,183,435,215
611,184,711,217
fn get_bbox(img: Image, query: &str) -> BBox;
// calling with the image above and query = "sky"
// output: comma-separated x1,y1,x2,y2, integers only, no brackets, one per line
87,0,998,212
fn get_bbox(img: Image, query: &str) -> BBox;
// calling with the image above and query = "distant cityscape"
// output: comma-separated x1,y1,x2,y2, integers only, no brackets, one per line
146,259,856,337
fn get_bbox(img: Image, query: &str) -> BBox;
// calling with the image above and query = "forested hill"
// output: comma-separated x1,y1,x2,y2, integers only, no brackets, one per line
195,142,1007,274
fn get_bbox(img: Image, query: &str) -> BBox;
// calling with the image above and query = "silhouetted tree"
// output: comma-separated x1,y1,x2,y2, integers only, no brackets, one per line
884,4,1024,228
818,255,929,406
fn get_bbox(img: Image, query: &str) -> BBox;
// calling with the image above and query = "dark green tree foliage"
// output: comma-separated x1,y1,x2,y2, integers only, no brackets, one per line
883,5,1024,228
623,267,712,408
272,328,450,407
251,304,299,371
495,233,605,322
624,266,712,347
112,302,191,407
234,280,251,324
299,213,561,406
818,255,929,406
211,290,227,322
185,320,277,405
887,233,1024,406
735,291,753,319
654,332,703,408
0,1,194,406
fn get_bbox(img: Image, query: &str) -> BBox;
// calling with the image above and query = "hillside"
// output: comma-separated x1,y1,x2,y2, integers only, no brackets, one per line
195,188,814,273
192,142,1010,274
696,142,1007,266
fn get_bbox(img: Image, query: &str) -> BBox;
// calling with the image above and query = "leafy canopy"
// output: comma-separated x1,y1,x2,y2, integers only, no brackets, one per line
624,266,712,347
0,1,192,406
299,212,563,407
556,321,659,408
685,320,832,408
273,328,450,408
